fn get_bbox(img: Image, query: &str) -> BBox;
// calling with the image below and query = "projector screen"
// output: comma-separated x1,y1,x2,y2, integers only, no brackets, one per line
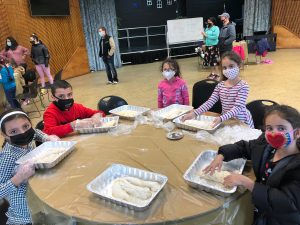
29,0,70,16
167,17,204,45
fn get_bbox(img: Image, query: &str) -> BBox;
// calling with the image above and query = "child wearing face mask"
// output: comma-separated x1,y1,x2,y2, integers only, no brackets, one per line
182,51,253,128
158,58,189,108
0,109,59,225
43,80,106,137
204,104,300,225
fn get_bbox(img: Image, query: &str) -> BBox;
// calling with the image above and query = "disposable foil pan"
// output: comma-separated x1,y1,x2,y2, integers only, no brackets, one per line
16,141,77,169
153,104,193,121
183,150,246,197
173,115,221,132
76,116,119,134
109,105,150,120
86,164,168,211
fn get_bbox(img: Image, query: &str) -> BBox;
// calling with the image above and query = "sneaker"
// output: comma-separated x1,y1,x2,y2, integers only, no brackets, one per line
106,81,113,85
113,81,118,84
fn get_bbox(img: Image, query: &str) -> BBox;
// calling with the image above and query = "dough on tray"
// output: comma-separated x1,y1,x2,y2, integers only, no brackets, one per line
184,119,213,130
162,108,185,119
31,148,66,164
111,177,160,206
117,110,139,117
198,170,231,184
97,120,116,128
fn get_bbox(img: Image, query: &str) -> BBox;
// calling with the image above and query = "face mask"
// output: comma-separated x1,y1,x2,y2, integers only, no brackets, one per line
208,23,213,27
6,41,11,47
162,70,176,80
99,31,105,37
53,97,74,111
223,67,240,80
265,130,294,149
9,127,35,146
30,40,35,45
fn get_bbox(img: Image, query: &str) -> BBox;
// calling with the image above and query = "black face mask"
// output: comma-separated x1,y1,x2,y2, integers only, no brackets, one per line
30,40,35,45
53,97,74,111
208,23,213,27
9,127,35,146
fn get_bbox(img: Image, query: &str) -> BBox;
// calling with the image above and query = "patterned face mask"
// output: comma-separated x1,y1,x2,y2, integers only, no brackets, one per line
162,70,175,80
265,130,295,149
223,67,240,80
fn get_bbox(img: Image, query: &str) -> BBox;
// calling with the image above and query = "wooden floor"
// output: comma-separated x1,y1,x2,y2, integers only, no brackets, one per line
5,49,300,128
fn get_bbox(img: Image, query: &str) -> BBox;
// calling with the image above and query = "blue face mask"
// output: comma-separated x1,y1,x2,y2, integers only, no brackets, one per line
99,31,105,37
7,41,11,47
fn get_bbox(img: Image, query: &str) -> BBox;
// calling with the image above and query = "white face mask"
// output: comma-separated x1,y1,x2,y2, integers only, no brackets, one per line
6,41,11,47
99,31,105,37
162,70,176,80
223,67,240,80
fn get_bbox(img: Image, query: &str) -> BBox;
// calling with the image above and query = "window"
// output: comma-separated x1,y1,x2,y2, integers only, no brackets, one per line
167,0,172,5
157,0,162,8
147,0,152,6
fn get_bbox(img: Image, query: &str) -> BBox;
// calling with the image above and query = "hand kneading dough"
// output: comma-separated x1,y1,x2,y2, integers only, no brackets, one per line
198,170,231,184
111,177,160,205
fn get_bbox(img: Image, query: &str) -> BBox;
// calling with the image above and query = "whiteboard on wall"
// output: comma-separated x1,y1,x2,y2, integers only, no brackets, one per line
167,17,204,45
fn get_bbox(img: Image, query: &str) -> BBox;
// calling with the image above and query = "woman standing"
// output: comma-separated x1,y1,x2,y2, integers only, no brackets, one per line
30,34,53,89
201,17,220,76
0,37,29,70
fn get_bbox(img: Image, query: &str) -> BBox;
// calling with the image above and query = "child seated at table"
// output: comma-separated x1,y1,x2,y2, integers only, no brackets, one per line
204,104,300,225
43,80,106,137
158,58,189,108
0,109,59,225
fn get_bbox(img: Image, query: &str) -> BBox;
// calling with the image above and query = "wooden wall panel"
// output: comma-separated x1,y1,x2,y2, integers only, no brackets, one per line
0,0,88,76
272,0,300,37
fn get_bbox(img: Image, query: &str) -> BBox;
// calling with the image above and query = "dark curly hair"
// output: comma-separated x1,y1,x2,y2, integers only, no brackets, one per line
5,37,18,51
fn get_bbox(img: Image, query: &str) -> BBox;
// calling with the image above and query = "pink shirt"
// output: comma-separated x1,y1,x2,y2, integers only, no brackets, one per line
0,45,30,65
158,76,190,108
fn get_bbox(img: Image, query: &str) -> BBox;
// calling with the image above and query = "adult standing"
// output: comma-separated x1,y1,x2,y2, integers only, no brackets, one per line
0,37,29,70
218,13,236,56
98,26,119,84
202,17,220,76
30,34,53,90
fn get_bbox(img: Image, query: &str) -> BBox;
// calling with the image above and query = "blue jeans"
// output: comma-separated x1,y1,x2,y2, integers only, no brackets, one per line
4,87,21,109
102,56,118,82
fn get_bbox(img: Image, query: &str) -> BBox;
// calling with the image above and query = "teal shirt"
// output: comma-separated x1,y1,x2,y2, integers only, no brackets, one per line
0,66,16,91
204,25,220,46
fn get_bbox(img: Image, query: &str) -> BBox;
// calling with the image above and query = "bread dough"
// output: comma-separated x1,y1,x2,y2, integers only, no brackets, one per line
184,119,213,130
111,177,160,206
31,148,66,164
162,108,185,119
198,170,231,184
117,110,139,117
95,120,116,128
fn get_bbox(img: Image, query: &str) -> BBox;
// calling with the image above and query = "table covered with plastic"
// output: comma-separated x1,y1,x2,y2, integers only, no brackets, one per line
28,122,254,225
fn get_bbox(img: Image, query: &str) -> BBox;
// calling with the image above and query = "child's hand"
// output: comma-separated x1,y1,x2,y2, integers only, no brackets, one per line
212,117,221,128
203,154,224,175
223,174,254,191
12,162,35,186
47,135,60,142
181,111,196,122
75,119,94,129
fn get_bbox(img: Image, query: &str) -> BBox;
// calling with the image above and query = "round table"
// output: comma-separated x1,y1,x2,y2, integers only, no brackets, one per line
28,123,253,225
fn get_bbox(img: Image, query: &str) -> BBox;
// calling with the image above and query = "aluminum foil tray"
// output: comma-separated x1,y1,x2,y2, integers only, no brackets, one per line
183,150,246,197
173,115,221,132
109,105,150,120
76,116,119,134
86,164,168,211
153,104,193,121
16,141,77,169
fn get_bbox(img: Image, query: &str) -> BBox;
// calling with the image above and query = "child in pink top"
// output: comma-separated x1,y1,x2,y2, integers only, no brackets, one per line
158,58,189,108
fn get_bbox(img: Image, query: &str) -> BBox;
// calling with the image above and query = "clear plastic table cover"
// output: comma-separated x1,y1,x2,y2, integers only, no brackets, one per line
28,122,255,225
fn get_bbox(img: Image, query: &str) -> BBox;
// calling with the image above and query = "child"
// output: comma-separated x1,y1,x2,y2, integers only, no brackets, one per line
182,51,253,128
0,59,21,109
43,80,106,137
158,58,189,108
30,33,53,90
204,104,300,225
0,109,59,225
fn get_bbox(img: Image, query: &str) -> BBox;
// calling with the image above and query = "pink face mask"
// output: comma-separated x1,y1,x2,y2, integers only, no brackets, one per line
265,130,294,149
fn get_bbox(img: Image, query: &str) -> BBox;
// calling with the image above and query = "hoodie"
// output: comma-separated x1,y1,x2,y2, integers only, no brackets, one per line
219,22,236,52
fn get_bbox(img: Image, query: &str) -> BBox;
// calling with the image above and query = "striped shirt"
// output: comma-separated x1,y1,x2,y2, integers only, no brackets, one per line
0,129,48,225
194,80,254,128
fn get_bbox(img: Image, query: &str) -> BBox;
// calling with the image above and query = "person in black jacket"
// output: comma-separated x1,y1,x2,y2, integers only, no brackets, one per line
218,13,236,56
204,104,300,225
30,34,53,89
98,26,119,84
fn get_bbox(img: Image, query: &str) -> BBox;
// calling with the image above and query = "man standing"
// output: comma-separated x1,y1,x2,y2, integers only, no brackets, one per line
218,13,236,56
98,26,119,84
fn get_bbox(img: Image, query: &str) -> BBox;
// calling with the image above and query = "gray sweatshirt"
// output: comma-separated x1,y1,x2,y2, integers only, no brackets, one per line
219,22,236,52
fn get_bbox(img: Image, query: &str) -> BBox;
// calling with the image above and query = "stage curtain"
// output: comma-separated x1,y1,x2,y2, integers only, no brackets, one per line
243,0,272,36
79,0,121,71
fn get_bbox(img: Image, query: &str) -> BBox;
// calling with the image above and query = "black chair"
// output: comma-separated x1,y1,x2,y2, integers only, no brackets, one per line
246,99,278,130
0,198,9,225
98,96,128,115
192,79,222,114
35,120,44,146
16,79,41,118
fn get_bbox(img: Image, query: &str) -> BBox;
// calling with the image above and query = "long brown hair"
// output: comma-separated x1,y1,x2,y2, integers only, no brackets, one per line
160,58,182,77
